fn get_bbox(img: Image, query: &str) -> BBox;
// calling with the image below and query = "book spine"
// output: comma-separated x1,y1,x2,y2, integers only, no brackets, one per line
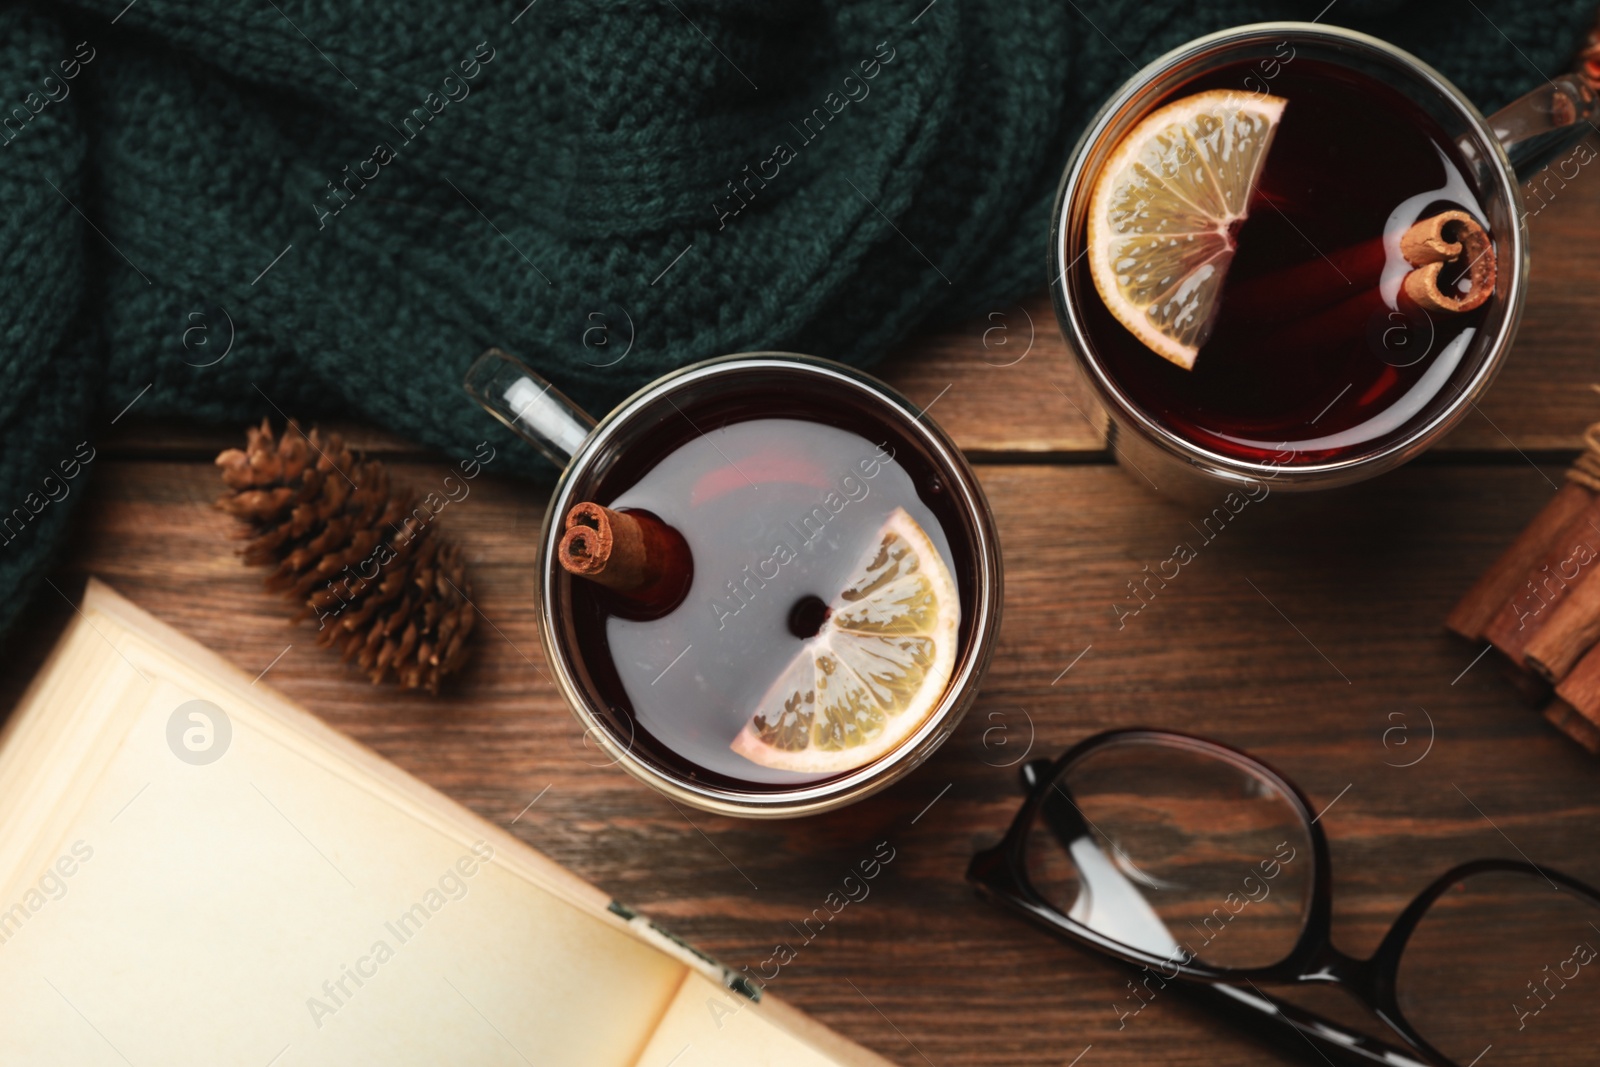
607,900,761,1002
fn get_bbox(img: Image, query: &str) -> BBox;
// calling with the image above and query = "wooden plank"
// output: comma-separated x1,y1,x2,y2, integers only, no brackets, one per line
6,457,1596,1065
877,289,1109,454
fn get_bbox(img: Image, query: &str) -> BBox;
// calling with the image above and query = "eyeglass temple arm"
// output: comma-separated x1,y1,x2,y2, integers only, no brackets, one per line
1186,981,1433,1067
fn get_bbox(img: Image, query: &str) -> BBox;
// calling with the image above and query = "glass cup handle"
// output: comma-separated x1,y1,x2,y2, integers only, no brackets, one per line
1482,64,1600,179
463,348,597,469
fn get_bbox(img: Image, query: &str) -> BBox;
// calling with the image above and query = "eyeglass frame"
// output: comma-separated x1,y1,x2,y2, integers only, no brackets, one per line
966,728,1600,1067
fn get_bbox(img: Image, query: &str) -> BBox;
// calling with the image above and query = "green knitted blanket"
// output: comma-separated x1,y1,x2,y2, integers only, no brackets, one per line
0,0,1592,640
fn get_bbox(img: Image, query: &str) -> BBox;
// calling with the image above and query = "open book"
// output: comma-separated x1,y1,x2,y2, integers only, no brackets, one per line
0,580,891,1066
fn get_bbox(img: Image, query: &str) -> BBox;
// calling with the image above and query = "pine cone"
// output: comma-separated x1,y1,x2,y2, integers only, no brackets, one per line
215,419,476,692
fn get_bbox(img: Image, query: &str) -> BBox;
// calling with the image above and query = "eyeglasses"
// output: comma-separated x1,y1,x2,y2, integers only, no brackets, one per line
967,729,1600,1067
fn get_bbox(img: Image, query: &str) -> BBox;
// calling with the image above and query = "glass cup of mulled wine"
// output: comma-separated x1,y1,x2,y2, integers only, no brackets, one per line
1053,21,1597,499
465,351,1003,818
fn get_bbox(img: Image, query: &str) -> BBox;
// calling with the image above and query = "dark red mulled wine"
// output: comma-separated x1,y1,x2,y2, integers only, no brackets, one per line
1075,58,1494,465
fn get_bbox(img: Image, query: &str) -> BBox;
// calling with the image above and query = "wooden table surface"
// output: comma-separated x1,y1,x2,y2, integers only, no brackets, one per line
7,138,1600,1066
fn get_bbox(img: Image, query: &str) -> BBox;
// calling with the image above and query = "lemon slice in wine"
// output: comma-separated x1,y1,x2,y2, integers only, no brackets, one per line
1087,89,1287,369
730,507,960,774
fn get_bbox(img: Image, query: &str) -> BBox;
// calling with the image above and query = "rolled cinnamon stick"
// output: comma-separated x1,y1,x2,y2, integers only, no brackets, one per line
1244,285,1396,363
1220,235,1388,325
1553,640,1600,736
1223,210,1494,327
1397,210,1495,314
1542,697,1600,755
558,502,692,614
1498,657,1555,706
1525,556,1600,682
1481,499,1600,670
1446,481,1596,640
1237,211,1495,366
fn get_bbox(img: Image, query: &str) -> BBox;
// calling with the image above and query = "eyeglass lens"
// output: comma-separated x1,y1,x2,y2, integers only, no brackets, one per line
1023,736,1315,971
1396,868,1600,1066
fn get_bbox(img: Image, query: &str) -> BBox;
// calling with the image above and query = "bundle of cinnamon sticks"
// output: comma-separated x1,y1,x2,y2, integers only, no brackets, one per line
1447,415,1600,752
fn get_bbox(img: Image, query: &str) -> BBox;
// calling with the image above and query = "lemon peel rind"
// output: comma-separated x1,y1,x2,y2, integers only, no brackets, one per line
730,508,960,775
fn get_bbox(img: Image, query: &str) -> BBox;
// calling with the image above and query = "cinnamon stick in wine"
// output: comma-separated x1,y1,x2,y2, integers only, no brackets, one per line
1240,211,1495,364
1226,210,1495,333
1222,235,1388,324
1243,285,1401,364
1397,210,1495,315
558,502,692,614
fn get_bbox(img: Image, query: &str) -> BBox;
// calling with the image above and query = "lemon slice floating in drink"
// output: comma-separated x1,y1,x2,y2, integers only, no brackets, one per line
731,507,960,774
1087,89,1287,370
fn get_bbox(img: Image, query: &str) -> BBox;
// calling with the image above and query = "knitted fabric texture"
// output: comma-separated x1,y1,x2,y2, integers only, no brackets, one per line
0,0,1593,641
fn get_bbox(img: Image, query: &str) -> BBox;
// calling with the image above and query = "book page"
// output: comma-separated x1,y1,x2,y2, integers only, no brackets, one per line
631,972,857,1067
0,590,686,1066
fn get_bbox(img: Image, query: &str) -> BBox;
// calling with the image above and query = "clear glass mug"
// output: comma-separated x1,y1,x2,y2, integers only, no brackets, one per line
1052,21,1598,500
464,350,1004,818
